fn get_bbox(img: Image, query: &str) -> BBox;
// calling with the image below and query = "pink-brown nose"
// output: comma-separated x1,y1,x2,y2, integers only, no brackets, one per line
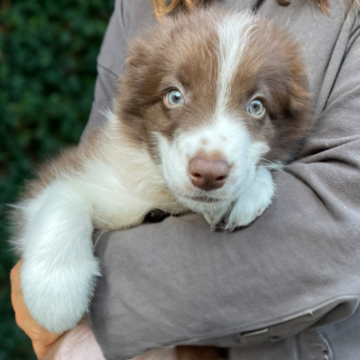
188,157,230,191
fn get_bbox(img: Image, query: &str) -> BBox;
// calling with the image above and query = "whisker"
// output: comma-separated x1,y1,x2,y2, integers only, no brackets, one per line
258,158,285,173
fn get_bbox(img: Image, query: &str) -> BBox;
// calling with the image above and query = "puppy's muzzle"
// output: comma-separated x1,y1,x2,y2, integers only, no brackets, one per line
188,156,230,191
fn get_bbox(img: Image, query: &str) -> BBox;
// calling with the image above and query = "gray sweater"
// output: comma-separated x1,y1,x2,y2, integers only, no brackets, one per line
84,0,360,359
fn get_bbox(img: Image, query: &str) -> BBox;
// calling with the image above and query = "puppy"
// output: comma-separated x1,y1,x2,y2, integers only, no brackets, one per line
11,7,311,359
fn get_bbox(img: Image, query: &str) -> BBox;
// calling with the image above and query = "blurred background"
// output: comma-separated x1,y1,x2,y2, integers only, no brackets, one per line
0,0,114,358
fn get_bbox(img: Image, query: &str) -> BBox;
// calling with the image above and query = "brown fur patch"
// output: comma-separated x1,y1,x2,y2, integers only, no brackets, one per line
24,129,103,199
10,128,104,254
116,10,220,159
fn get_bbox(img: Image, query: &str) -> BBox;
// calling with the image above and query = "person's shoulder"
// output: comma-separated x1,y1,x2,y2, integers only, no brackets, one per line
120,0,157,39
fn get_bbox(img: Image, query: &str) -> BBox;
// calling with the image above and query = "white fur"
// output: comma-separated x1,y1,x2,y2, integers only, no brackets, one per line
224,166,275,230
216,11,255,111
155,12,273,230
20,181,99,332
18,117,180,333
155,114,271,228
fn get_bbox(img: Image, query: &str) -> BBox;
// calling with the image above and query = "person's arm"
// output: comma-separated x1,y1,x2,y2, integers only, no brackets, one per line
87,5,360,360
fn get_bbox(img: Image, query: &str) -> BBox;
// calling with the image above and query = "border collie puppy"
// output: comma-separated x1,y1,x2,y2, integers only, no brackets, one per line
11,7,311,347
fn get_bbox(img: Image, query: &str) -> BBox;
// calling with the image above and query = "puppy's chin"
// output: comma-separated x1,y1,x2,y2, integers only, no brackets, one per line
174,192,233,221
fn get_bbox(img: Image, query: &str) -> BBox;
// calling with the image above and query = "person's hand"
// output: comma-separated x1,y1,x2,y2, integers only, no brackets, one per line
10,260,63,359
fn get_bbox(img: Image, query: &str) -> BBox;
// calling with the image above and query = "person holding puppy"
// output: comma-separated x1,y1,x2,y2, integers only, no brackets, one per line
11,0,360,359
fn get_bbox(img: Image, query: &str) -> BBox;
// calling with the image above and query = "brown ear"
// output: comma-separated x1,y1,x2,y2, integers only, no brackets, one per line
124,36,154,69
271,48,312,162
257,22,313,163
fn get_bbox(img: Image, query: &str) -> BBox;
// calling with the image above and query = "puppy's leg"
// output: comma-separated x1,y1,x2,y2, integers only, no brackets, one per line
18,180,100,333
18,170,153,333
15,149,153,332
224,166,274,230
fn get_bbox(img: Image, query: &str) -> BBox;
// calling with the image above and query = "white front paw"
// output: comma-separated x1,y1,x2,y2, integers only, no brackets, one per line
224,167,275,230
21,257,100,333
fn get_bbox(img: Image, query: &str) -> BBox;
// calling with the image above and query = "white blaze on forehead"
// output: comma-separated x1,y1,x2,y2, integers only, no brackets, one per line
216,12,255,111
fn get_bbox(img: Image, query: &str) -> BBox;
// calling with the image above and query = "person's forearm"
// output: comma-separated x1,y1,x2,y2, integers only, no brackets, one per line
89,163,360,359
81,0,360,359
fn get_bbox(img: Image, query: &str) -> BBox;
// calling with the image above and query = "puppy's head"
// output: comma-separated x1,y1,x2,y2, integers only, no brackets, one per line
116,9,311,214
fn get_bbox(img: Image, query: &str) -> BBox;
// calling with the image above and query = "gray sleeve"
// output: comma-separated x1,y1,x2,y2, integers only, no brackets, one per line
87,3,360,360
81,0,129,141
81,0,155,141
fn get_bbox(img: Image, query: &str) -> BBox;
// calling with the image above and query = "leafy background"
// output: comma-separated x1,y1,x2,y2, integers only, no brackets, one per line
0,0,114,358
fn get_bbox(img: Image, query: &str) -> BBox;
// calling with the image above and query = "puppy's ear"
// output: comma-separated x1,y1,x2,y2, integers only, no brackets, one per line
281,41,313,156
124,16,173,70
124,37,153,69
285,42,312,124
258,21,313,162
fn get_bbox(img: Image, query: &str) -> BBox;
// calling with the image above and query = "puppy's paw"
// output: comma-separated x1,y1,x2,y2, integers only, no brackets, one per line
224,167,274,231
21,256,100,333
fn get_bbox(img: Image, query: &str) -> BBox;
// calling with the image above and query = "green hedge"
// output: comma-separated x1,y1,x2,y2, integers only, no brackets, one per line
0,1,114,358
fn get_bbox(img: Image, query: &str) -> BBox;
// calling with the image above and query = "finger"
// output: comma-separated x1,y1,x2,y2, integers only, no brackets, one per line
10,260,24,292
10,261,26,330
33,340,53,360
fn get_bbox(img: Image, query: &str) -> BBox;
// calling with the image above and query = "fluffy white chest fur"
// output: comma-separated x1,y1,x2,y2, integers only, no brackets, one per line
12,7,311,355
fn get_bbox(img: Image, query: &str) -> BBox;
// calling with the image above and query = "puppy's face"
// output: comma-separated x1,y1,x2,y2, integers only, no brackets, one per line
117,10,311,215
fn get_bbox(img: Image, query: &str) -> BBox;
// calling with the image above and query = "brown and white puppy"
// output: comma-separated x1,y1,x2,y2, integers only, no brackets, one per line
11,7,311,356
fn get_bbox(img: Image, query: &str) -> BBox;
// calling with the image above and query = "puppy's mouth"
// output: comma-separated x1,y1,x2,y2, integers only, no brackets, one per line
185,196,223,203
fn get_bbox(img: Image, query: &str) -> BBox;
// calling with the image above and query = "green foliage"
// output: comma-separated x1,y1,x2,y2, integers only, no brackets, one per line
0,0,114,358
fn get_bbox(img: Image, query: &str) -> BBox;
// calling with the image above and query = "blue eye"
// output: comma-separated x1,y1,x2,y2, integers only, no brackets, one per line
247,99,265,116
165,89,184,108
